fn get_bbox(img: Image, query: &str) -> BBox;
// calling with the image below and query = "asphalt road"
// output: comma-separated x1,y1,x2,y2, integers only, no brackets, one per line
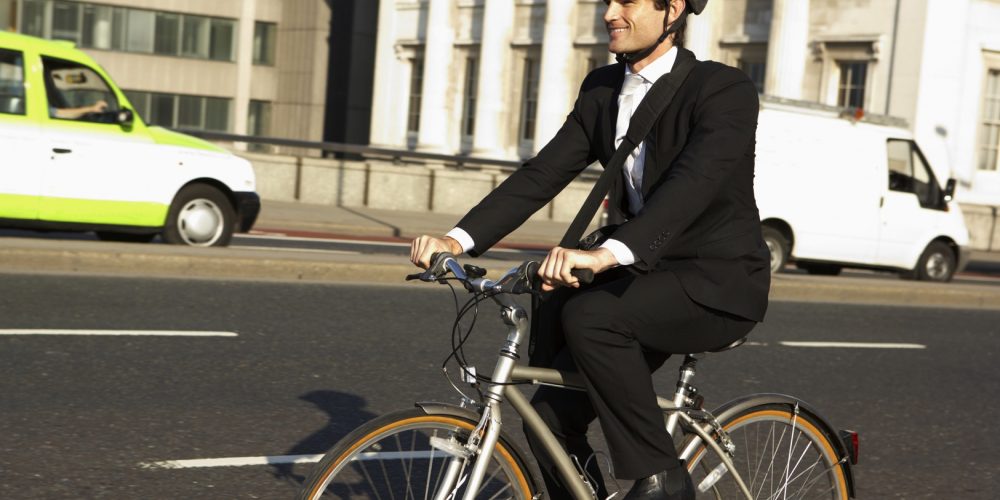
1,273,998,499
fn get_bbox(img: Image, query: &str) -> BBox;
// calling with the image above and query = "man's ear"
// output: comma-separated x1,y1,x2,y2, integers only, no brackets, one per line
669,0,686,22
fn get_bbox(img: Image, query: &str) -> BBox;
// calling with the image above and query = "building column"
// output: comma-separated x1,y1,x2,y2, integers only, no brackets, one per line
764,0,809,99
472,0,515,159
416,0,455,152
233,0,256,138
533,0,575,152
370,0,400,147
685,0,720,61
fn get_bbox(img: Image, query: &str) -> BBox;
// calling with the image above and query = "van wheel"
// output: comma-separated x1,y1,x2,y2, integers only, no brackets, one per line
762,227,789,274
903,241,956,282
163,184,235,247
797,262,842,276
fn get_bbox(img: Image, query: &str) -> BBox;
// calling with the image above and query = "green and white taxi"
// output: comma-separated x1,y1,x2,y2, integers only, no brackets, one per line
0,31,258,246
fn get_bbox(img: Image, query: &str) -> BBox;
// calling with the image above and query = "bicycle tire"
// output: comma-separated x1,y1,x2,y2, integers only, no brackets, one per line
683,403,849,500
297,408,538,500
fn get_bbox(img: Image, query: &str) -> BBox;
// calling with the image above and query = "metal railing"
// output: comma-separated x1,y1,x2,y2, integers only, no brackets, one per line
174,129,532,171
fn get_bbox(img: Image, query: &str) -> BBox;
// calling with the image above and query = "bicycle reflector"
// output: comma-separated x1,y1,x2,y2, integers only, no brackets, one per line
840,430,859,464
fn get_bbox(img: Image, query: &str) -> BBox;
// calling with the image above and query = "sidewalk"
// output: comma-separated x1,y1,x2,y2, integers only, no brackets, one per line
254,200,1000,268
252,200,577,248
2,200,1000,310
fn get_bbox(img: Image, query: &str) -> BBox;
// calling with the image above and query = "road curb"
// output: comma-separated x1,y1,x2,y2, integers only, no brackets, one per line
2,242,1000,309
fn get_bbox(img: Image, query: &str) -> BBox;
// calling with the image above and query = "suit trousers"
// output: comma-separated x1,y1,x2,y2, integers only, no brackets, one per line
524,268,756,500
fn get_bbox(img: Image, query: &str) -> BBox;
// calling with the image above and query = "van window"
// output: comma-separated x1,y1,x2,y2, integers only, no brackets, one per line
0,49,25,115
887,139,943,210
42,56,120,123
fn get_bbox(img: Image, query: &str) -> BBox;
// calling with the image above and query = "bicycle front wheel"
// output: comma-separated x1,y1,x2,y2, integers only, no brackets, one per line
683,404,849,500
298,408,537,500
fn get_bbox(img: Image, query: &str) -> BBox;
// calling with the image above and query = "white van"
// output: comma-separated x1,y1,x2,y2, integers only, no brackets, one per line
0,31,258,247
754,97,969,282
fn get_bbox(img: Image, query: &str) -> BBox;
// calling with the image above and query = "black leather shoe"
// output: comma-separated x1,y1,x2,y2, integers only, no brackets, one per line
622,466,695,500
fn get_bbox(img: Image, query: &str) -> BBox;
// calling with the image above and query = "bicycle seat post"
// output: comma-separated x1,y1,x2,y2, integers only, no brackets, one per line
665,354,700,437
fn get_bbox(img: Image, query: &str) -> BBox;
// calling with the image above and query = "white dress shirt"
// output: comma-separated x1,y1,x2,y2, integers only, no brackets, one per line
448,47,678,266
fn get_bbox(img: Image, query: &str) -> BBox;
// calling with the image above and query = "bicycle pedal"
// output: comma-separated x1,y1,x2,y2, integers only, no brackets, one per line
429,436,472,459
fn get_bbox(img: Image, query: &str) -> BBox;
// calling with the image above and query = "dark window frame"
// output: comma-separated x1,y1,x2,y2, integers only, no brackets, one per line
0,48,27,116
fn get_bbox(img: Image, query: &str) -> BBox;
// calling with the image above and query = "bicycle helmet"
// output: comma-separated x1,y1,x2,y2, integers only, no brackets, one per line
615,0,708,64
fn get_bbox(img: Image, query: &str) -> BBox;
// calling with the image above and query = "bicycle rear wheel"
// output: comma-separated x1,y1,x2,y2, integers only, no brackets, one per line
683,404,849,500
298,408,537,500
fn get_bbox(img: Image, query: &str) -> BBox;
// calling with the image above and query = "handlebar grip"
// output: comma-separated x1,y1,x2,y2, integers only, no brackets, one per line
571,269,594,285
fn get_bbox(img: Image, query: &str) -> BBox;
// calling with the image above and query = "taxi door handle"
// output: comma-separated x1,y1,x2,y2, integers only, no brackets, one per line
52,148,72,154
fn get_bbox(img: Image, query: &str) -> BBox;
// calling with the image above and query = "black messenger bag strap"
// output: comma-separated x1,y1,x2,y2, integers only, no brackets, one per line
557,55,698,249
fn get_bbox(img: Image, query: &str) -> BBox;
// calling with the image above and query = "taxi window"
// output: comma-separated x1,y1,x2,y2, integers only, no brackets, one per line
0,49,25,115
42,56,120,123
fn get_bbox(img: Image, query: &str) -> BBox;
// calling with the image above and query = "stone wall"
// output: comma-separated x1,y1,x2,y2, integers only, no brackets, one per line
238,151,598,223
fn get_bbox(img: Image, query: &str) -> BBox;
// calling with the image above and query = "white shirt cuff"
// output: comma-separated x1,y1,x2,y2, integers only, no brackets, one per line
445,227,475,254
599,239,636,266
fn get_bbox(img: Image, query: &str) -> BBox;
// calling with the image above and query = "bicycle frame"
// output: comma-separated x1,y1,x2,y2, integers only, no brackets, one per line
427,257,755,500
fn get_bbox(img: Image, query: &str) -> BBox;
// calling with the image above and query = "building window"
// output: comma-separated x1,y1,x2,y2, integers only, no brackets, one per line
124,90,231,132
209,18,235,61
407,53,424,134
17,0,236,61
154,12,181,55
50,0,81,43
738,59,766,94
980,69,1000,171
518,57,540,142
253,21,277,65
0,48,25,115
81,4,113,50
462,57,477,138
0,0,16,31
837,61,868,109
248,100,272,152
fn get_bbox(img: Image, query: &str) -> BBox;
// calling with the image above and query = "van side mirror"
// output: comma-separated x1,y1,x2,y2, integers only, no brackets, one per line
943,178,956,202
116,108,134,127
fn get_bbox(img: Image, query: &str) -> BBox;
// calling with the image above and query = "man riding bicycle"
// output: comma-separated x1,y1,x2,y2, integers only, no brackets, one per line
411,1,770,498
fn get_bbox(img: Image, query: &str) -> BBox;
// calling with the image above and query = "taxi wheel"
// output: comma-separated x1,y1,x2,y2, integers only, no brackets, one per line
163,184,236,247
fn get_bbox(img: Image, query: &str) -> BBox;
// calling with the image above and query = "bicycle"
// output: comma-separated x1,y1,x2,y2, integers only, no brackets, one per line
298,253,859,499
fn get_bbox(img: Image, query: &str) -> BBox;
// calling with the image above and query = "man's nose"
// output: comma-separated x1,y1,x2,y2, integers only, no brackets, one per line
603,2,620,23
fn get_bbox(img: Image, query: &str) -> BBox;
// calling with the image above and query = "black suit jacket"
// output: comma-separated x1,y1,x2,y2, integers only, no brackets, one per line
458,48,770,322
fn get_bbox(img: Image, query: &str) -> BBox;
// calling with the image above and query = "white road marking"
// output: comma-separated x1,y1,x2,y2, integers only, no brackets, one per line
0,329,238,337
142,451,444,469
779,341,925,349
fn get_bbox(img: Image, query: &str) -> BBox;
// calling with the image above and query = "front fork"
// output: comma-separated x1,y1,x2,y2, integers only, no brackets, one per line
434,305,527,500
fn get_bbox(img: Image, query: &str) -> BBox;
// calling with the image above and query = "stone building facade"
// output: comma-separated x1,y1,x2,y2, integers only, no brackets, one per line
370,0,1000,206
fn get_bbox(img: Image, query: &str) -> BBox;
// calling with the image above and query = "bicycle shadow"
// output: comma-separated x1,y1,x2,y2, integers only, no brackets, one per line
272,390,377,486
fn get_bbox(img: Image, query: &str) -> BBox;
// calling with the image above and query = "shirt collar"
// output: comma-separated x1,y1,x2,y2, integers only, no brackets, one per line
625,46,678,84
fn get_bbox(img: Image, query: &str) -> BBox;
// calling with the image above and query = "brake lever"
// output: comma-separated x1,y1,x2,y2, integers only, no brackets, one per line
405,252,457,283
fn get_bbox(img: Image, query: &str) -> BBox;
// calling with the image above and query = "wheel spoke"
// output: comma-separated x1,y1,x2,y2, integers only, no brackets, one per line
424,430,438,500
358,458,385,500
692,410,845,500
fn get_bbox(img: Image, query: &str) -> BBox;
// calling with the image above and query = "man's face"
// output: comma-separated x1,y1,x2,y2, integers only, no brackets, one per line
603,0,674,54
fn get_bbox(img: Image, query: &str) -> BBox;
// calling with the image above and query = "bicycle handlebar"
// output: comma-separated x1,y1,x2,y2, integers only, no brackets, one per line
406,252,594,294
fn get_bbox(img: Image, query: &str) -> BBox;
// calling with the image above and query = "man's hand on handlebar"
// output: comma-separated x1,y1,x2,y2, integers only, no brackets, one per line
538,247,617,292
410,235,463,269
